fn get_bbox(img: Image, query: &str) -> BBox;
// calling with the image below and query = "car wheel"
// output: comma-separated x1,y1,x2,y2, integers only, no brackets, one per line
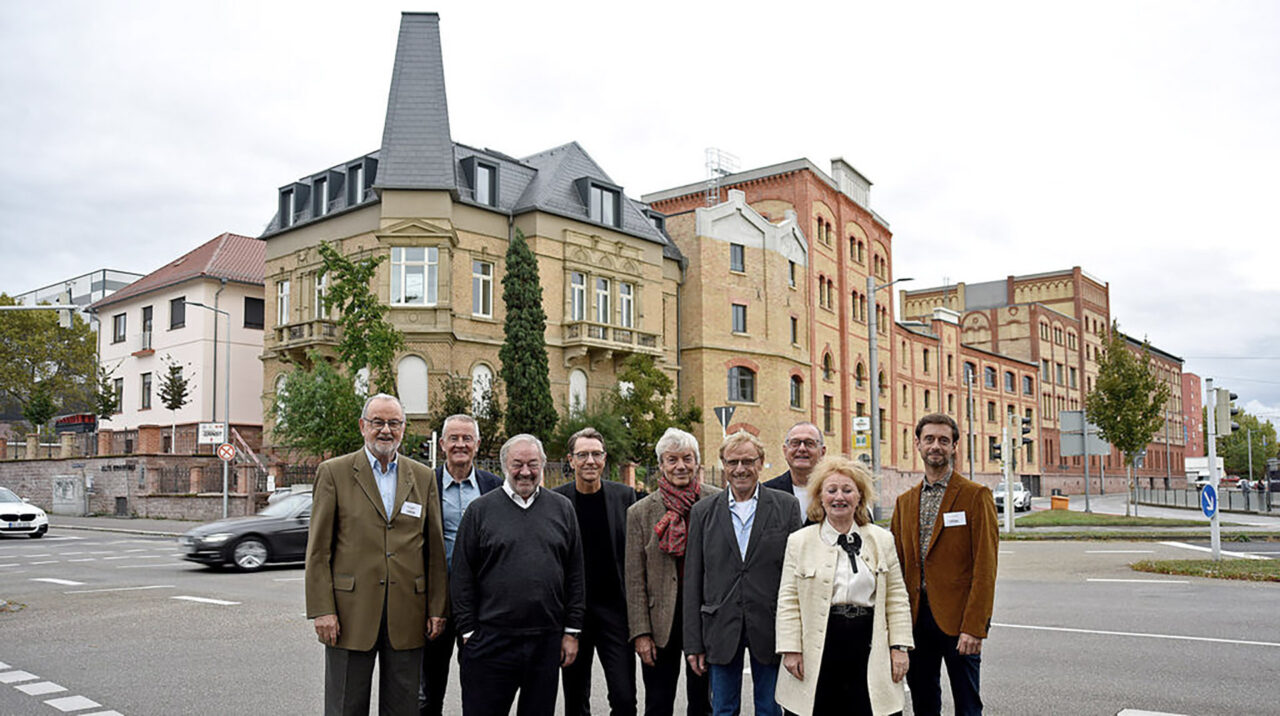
232,537,269,571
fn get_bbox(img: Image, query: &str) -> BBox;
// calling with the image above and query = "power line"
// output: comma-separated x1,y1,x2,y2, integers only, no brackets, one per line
1182,356,1280,360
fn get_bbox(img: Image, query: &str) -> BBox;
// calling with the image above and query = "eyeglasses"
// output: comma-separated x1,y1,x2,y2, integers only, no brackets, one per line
786,439,820,449
573,451,606,461
723,458,760,469
365,418,404,430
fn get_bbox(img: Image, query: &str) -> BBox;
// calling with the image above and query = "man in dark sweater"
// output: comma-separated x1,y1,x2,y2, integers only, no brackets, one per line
552,428,637,716
451,433,586,716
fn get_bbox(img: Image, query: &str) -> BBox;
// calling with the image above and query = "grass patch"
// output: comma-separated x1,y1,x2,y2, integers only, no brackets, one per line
1016,511,1207,528
1131,559,1280,582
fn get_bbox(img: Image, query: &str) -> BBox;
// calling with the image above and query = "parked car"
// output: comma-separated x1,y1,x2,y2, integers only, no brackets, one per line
0,487,48,538
992,482,1032,512
178,491,311,571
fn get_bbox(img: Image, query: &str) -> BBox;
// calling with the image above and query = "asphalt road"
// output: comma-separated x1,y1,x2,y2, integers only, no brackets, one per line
2,530,1277,715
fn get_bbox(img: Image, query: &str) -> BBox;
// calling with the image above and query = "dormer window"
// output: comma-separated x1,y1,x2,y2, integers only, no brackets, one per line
348,164,365,205
460,156,499,207
280,189,295,228
314,177,329,217
589,184,619,226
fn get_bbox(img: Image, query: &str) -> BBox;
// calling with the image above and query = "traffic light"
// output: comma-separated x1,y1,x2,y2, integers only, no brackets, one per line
1215,388,1240,435
990,438,1003,462
1019,416,1033,446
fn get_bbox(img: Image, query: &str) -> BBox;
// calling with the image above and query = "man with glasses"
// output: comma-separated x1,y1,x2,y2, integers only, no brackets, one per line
306,393,448,716
685,430,802,716
553,427,638,715
420,414,502,716
763,422,827,518
452,433,586,715
890,413,998,716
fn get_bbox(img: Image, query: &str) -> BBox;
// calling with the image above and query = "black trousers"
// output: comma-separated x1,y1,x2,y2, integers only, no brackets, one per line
460,628,561,716
561,606,637,715
419,618,458,716
906,595,983,716
812,610,873,716
639,594,710,716
324,604,422,716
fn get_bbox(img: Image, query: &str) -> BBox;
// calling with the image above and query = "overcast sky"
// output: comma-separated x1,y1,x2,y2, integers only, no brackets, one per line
2,0,1276,426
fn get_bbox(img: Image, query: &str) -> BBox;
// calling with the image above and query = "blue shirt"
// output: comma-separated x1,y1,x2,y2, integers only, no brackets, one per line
441,467,481,569
364,448,398,521
727,484,760,560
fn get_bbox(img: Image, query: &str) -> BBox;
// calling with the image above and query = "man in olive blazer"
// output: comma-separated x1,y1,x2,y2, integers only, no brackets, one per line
306,394,448,716
890,413,997,716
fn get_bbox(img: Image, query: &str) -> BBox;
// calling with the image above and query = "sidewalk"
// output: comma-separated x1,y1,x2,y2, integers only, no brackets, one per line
50,514,197,538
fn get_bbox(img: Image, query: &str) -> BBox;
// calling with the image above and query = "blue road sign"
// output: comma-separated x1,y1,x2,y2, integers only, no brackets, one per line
1200,484,1218,519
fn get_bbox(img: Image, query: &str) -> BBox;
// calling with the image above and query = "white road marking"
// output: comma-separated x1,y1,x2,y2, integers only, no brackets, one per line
30,577,86,586
993,622,1280,648
59,551,84,556
0,670,39,683
117,562,189,569
65,584,175,594
273,577,305,582
29,560,59,565
172,595,241,605
0,563,19,568
45,694,101,712
102,556,131,561
998,550,1015,555
1158,540,1271,560
80,711,124,716
86,551,113,555
1085,549,1154,554
0,661,8,669
126,548,148,552
1117,710,1187,715
22,553,51,558
1087,578,1189,584
67,558,96,562
16,681,67,696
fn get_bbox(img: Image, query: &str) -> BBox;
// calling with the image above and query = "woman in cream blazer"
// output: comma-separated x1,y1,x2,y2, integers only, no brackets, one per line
775,456,913,716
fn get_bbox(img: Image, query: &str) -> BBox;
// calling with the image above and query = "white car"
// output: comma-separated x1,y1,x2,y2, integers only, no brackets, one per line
0,487,49,538
992,482,1032,512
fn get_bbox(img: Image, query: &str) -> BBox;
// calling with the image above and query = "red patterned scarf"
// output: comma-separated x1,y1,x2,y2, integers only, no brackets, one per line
654,476,701,557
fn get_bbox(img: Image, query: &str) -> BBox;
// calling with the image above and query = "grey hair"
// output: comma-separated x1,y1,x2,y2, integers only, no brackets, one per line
499,433,546,476
655,427,700,462
784,421,824,446
361,393,404,419
442,414,480,442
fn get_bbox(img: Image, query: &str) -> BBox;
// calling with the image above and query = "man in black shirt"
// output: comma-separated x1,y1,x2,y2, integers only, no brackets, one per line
452,433,586,716
553,428,637,715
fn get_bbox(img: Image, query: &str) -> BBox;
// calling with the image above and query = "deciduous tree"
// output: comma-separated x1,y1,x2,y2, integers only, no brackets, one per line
157,355,193,453
1084,323,1171,516
606,355,701,465
269,351,364,460
317,242,405,395
0,293,96,422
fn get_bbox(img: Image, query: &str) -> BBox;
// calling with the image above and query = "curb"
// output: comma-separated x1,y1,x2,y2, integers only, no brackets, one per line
51,523,184,538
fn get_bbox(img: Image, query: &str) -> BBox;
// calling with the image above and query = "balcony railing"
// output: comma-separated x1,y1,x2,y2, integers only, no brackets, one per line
139,330,152,351
273,319,340,350
562,320,661,356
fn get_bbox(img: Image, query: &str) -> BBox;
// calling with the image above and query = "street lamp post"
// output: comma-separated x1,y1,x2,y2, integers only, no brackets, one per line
867,275,912,520
185,301,231,518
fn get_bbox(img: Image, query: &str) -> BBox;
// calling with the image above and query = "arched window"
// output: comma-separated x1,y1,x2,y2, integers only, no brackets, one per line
568,369,588,414
471,364,494,413
789,376,803,409
728,367,756,402
822,353,833,380
878,370,886,395
397,356,428,413
855,362,866,388
984,365,997,388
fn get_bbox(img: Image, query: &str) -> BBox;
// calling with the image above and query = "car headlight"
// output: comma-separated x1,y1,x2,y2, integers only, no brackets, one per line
201,532,234,545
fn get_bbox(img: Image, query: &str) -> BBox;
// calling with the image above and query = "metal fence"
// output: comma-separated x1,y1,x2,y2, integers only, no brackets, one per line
1138,486,1275,513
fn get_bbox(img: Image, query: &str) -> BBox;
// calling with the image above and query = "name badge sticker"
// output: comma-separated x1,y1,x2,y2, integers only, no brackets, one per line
942,511,966,527
402,501,423,518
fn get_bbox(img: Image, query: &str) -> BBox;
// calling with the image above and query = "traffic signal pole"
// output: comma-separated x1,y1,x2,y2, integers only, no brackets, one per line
1206,378,1221,561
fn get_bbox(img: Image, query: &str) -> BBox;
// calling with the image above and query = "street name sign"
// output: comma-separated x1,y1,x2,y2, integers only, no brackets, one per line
852,416,871,432
198,422,227,445
1200,484,1217,519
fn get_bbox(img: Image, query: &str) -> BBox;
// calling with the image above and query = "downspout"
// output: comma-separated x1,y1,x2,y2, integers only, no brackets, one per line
213,278,226,423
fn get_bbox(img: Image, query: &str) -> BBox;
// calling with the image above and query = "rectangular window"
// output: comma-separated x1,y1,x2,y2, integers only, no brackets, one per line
947,354,954,378
390,247,438,305
948,394,955,414
924,389,931,410
169,297,185,329
348,164,364,205
140,372,152,410
314,274,328,320
1042,359,1051,381
475,164,495,206
730,243,745,272
280,189,295,228
731,303,747,333
570,272,586,321
790,316,798,344
588,185,618,226
1069,366,1078,389
595,277,611,324
987,401,996,422
1056,363,1064,385
1023,375,1033,395
276,280,291,325
619,282,634,328
1004,371,1015,392
823,396,833,433
244,297,264,329
788,261,796,287
112,313,126,343
922,348,931,374
314,177,328,217
112,377,123,411
140,306,152,350
472,261,493,318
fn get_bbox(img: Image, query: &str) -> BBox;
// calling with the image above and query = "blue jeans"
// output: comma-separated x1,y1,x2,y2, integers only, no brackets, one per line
906,596,982,715
708,645,780,716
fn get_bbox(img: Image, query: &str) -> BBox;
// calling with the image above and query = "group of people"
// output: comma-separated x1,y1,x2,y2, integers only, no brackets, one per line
304,393,998,716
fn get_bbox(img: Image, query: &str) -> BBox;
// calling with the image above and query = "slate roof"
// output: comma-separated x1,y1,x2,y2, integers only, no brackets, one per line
88,233,264,311
376,12,455,191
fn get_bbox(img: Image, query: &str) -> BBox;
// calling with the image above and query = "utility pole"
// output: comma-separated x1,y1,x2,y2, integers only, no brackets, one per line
867,274,912,520
1206,378,1221,561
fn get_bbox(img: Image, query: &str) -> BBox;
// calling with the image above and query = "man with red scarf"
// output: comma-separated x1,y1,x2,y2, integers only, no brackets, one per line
625,428,721,716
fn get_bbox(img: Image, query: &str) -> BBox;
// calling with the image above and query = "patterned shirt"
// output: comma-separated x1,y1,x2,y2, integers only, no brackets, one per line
918,472,951,586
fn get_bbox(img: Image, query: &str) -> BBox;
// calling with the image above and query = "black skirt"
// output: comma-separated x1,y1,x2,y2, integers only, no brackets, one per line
812,606,873,716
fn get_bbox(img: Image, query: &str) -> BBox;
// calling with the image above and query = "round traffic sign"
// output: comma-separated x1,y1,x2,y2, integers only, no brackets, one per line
217,443,236,462
1200,483,1217,519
